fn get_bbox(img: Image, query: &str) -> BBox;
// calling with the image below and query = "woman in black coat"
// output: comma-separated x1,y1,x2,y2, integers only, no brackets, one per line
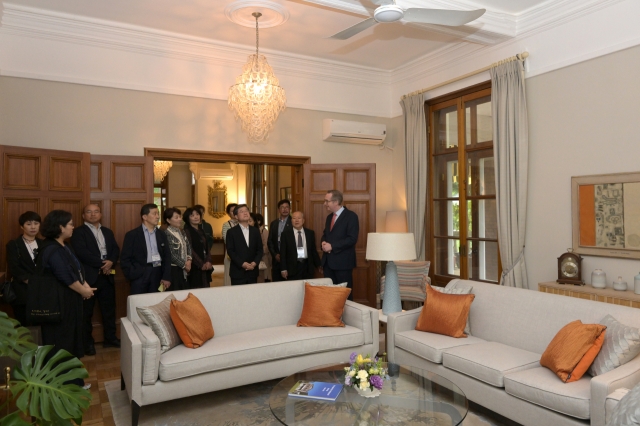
183,207,213,289
38,210,96,389
6,211,44,326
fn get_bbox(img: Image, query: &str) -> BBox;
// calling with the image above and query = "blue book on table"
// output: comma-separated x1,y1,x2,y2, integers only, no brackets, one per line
288,381,343,401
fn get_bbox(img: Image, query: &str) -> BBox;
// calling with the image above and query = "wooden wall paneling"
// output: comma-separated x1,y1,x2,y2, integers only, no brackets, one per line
49,157,84,191
303,163,376,307
291,166,303,212
91,162,103,191
111,162,148,192
3,154,41,190
49,198,84,225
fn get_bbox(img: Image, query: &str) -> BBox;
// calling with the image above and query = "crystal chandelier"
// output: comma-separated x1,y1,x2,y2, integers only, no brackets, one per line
228,12,286,143
153,160,172,184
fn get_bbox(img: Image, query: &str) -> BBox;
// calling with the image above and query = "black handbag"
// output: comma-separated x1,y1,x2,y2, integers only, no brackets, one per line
26,273,63,324
1,281,17,304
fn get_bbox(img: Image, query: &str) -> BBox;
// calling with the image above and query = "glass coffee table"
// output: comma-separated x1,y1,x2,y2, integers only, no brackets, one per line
269,363,468,425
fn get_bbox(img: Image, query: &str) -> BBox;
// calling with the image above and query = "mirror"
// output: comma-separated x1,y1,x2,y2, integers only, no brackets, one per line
208,181,228,219
572,171,640,259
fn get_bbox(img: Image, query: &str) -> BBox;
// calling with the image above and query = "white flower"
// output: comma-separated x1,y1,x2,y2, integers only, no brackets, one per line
356,370,369,380
359,380,370,390
349,370,356,377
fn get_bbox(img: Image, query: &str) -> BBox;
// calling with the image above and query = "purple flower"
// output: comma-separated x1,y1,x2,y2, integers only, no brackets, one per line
345,376,351,386
370,375,383,390
350,352,357,363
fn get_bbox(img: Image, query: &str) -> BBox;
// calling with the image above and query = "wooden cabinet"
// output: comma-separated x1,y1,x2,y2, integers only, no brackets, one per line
538,281,640,309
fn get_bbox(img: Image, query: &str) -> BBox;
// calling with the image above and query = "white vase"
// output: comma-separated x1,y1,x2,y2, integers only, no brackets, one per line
613,276,627,291
356,387,381,398
591,269,606,289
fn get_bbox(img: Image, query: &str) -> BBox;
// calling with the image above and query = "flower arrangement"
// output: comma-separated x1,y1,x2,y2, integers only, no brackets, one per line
344,352,388,393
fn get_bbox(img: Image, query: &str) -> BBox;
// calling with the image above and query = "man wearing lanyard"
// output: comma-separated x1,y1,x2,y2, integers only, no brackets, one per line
121,204,172,294
267,199,292,282
71,204,121,354
279,211,321,280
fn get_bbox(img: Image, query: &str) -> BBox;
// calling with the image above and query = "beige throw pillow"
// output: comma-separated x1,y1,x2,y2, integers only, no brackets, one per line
137,294,182,353
305,280,348,288
588,314,640,377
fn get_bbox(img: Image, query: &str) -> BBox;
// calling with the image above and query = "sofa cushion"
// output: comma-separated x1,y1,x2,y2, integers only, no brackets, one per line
589,314,640,377
158,324,364,381
504,367,592,420
442,342,540,387
415,284,475,338
297,283,351,327
132,321,162,385
170,293,214,348
607,383,640,426
395,330,486,363
136,294,180,353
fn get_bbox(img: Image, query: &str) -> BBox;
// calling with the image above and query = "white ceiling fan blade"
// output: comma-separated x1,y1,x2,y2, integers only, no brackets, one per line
371,0,394,5
403,8,485,26
328,17,378,40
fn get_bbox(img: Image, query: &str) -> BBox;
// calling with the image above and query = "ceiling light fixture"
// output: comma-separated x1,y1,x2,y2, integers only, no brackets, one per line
153,160,173,184
228,12,286,143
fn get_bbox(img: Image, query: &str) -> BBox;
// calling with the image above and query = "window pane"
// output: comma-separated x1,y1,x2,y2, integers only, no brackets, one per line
434,200,460,237
466,151,495,196
433,153,459,198
154,187,161,194
465,95,492,145
434,105,458,153
434,238,460,277
468,240,499,282
467,199,498,239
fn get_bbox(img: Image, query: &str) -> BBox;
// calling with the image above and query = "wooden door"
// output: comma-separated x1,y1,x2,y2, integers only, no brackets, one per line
303,164,376,307
0,145,90,318
89,155,153,341
291,165,303,212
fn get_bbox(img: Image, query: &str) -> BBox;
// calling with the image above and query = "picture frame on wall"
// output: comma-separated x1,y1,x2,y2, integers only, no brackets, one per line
280,186,292,201
571,171,640,259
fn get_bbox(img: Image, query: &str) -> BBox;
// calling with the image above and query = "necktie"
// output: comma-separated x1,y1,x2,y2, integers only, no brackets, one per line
330,213,337,231
297,230,303,248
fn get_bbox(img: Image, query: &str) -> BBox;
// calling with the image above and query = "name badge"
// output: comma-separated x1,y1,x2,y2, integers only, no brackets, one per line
152,253,161,267
297,247,305,259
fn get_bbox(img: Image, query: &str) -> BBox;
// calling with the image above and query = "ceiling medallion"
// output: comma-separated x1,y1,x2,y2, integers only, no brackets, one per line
224,0,289,29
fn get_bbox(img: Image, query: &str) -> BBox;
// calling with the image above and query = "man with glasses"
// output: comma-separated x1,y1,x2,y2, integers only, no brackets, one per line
321,190,359,299
71,204,121,354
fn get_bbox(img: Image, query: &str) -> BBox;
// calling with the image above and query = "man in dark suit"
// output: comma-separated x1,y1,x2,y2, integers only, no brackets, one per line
267,199,291,282
321,189,359,300
70,204,121,354
280,211,321,281
6,211,43,326
226,204,263,285
121,203,172,295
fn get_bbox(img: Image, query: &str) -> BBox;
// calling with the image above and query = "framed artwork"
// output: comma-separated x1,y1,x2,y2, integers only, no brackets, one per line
208,181,228,218
280,186,292,201
572,171,640,259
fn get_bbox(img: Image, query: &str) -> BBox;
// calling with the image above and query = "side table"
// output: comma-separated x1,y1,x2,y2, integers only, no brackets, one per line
538,281,640,309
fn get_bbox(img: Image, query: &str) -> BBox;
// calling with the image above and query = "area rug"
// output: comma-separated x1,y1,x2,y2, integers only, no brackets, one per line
105,380,516,426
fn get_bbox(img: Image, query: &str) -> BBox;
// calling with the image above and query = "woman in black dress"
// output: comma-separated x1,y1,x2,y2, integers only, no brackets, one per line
183,207,213,289
39,210,96,389
6,211,43,325
163,207,191,291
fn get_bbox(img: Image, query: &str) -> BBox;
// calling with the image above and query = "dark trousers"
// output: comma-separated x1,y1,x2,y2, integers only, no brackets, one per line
323,266,354,300
130,265,163,295
271,261,283,282
83,274,117,344
288,260,313,281
10,303,27,327
231,277,258,285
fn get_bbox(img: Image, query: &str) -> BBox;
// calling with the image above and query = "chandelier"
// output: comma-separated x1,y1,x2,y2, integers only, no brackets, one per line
153,160,172,184
228,12,286,143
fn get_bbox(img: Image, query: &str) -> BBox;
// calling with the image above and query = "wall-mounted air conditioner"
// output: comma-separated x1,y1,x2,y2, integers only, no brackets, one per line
198,169,234,181
322,119,386,145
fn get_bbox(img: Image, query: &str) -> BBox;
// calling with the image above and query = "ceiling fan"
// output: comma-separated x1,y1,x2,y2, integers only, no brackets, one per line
327,0,486,40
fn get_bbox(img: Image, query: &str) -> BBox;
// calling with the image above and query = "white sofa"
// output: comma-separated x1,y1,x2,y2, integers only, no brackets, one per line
387,280,640,426
121,279,379,426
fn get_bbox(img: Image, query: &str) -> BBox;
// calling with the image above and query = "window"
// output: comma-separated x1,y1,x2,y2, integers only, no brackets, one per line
429,86,500,285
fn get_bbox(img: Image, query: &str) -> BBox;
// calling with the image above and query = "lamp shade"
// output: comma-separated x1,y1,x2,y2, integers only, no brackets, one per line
366,233,417,261
385,211,408,233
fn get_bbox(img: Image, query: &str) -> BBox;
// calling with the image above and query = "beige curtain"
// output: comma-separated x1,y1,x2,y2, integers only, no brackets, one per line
401,94,427,260
267,165,279,224
246,166,255,211
490,59,529,288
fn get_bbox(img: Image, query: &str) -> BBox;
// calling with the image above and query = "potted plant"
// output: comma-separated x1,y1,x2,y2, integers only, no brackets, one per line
0,311,91,425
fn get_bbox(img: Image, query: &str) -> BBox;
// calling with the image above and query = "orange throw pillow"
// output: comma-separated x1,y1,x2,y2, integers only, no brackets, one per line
540,320,607,382
297,283,351,327
169,293,214,348
415,284,475,338
566,330,606,383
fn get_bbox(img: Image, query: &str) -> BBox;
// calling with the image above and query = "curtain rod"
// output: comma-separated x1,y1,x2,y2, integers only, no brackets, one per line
401,51,529,100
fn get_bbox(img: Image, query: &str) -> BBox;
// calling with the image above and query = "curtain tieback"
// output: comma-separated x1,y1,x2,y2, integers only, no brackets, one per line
500,246,525,284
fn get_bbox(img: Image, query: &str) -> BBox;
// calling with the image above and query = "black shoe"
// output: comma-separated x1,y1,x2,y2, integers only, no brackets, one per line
84,343,96,356
103,338,121,348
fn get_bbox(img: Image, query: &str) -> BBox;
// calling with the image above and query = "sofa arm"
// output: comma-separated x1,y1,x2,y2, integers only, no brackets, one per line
386,308,421,363
121,318,143,403
590,355,640,426
344,301,379,352
132,321,162,385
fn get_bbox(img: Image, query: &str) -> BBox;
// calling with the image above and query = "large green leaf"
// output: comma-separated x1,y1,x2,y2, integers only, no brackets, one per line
10,346,91,424
0,312,37,361
0,410,32,426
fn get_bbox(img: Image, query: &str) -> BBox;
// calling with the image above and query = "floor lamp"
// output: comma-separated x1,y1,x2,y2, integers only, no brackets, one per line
366,233,417,315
